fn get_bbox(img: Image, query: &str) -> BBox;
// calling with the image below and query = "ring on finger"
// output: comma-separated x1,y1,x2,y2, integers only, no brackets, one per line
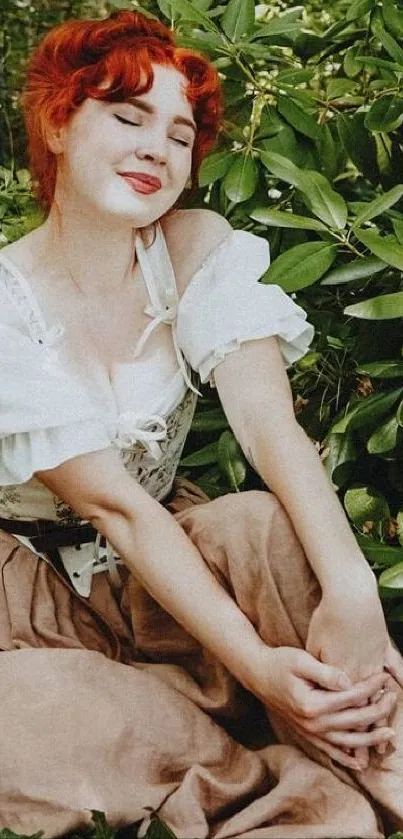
372,686,391,703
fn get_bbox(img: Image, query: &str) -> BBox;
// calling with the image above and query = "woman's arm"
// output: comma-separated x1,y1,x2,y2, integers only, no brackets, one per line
214,336,389,683
37,448,266,689
35,447,393,769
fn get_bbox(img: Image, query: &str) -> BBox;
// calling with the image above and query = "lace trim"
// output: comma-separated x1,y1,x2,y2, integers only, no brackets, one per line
0,257,65,362
0,256,47,342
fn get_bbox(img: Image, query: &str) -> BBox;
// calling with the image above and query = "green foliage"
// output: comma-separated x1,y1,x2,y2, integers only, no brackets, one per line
0,810,179,839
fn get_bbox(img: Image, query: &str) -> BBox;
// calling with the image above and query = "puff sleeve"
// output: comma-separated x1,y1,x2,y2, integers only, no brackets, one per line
176,229,314,385
0,324,111,485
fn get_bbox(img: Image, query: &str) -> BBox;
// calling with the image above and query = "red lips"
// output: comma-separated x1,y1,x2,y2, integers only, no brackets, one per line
120,172,162,194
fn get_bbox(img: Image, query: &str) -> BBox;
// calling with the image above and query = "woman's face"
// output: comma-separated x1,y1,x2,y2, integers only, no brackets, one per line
53,63,196,226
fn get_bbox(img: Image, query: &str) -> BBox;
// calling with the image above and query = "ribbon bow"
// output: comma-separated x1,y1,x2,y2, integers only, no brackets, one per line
115,411,168,460
134,302,201,396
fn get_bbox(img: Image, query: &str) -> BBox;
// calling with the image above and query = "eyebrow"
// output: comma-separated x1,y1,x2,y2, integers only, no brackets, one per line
126,97,197,134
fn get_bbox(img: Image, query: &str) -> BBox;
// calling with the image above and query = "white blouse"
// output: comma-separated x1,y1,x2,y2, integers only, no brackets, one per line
0,220,314,594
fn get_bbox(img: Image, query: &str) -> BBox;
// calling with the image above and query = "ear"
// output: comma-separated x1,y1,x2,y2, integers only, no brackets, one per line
45,123,66,155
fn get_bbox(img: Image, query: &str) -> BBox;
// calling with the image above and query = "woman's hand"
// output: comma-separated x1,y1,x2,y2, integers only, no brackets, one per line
250,646,395,771
306,584,389,684
305,587,394,766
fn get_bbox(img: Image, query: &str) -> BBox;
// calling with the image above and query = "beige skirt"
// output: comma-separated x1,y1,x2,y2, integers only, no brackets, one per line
0,481,402,838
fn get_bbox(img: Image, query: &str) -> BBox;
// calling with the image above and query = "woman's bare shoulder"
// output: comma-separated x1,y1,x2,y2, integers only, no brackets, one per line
161,208,232,297
0,227,44,275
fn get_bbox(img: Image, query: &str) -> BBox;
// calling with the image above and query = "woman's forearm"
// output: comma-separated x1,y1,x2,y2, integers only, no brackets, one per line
92,492,267,691
246,420,376,597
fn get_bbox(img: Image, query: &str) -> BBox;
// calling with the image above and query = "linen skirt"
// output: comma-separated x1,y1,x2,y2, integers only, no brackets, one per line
0,480,402,838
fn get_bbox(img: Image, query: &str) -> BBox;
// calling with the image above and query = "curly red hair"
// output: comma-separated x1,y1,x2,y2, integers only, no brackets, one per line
22,10,222,210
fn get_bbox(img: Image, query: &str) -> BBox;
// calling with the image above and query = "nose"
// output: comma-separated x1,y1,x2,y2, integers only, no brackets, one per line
135,130,168,166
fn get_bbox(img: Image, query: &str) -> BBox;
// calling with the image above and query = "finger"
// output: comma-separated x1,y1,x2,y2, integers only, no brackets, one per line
298,690,396,733
297,729,368,772
374,717,389,756
297,657,352,691
302,672,390,718
385,643,403,689
352,699,369,769
370,684,396,755
325,727,395,748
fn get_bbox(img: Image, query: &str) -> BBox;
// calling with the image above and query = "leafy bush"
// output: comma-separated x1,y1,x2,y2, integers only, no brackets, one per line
147,0,403,623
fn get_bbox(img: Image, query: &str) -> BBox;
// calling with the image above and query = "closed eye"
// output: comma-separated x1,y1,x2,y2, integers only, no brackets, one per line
115,114,191,147
171,137,191,147
114,114,140,127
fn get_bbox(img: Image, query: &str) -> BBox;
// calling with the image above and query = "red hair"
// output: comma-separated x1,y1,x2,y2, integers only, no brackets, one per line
22,10,222,211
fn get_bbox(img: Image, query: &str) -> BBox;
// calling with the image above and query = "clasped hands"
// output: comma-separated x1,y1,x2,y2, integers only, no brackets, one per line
251,588,401,772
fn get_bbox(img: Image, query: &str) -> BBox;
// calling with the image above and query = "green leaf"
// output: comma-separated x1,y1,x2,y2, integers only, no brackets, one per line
194,476,226,499
353,185,403,228
354,229,403,270
382,0,403,38
223,155,259,203
327,78,356,100
372,8,403,64
193,0,214,9
397,511,403,546
274,84,317,108
392,217,403,244
221,0,255,41
191,408,228,432
180,442,218,466
367,413,399,453
90,811,116,839
143,813,179,839
355,54,403,72
259,150,305,188
262,242,337,292
344,45,365,78
365,95,403,132
345,290,403,319
198,150,233,187
337,112,379,181
356,537,403,567
276,95,320,140
324,431,356,487
294,31,325,58
176,32,222,52
379,562,403,590
168,0,218,31
258,126,302,166
321,256,386,285
356,361,403,378
276,68,315,85
217,431,247,491
0,832,43,839
346,0,375,21
315,123,338,181
387,603,403,621
16,169,31,188
299,171,348,230
256,104,284,139
344,485,390,526
397,399,403,427
260,151,348,228
251,16,302,43
331,389,403,432
249,207,328,232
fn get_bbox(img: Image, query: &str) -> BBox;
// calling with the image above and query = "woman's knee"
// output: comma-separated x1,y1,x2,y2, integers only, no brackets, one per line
177,489,297,577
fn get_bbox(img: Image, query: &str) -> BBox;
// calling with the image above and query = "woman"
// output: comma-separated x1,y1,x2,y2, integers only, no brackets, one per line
0,10,402,837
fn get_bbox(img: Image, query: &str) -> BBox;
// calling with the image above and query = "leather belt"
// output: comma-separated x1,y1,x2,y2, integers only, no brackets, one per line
0,516,99,554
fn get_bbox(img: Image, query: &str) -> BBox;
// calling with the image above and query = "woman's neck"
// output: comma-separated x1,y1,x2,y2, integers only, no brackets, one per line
41,202,140,299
